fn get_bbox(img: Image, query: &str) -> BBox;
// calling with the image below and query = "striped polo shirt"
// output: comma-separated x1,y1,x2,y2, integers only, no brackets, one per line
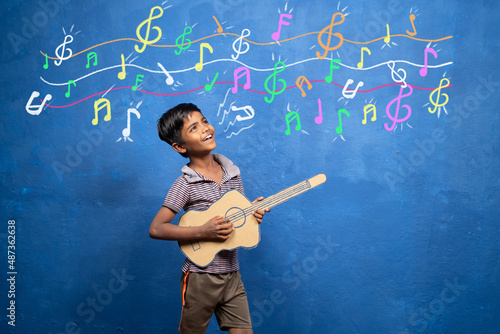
163,153,245,274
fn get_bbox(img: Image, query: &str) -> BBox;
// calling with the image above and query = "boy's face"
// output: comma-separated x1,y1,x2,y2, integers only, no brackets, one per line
173,111,216,157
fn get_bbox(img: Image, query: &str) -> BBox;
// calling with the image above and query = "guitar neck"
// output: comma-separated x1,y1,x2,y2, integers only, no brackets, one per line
247,173,326,214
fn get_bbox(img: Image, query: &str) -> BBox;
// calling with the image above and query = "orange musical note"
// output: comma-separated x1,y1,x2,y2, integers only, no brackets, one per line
384,24,391,44
213,16,223,33
362,104,377,124
232,67,251,93
285,111,301,135
406,14,417,36
92,98,111,125
296,76,312,97
357,47,371,69
195,43,213,72
118,54,126,80
316,12,345,60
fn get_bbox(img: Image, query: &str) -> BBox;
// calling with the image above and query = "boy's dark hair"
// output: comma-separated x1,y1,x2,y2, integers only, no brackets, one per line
157,103,201,157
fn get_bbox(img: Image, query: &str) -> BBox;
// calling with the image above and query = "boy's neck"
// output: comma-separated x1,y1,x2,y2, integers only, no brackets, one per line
188,153,219,175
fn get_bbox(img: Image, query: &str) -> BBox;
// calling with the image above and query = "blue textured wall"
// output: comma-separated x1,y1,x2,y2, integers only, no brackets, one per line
1,0,499,333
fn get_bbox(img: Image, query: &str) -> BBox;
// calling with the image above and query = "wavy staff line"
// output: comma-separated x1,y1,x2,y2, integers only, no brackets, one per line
43,80,451,109
40,56,453,87
40,32,453,59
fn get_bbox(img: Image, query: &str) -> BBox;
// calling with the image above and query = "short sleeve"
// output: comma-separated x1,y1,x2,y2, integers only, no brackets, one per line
162,176,189,213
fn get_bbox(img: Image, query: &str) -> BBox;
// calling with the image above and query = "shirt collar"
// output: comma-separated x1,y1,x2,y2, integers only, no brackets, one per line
181,153,240,183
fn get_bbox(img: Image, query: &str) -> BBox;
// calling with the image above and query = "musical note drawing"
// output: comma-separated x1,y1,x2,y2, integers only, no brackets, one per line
419,47,438,76
135,6,163,53
315,98,323,124
428,78,450,114
285,111,301,135
231,105,255,122
86,52,97,68
357,47,371,69
387,61,408,88
362,104,377,124
213,16,223,33
264,62,287,103
316,12,345,59
296,76,312,97
118,54,126,80
43,53,48,69
407,14,417,36
232,28,251,60
54,34,73,66
232,67,251,94
195,43,213,72
132,75,144,91
384,24,391,44
325,59,341,83
92,98,111,125
271,13,293,41
335,109,350,134
119,107,141,142
384,85,413,131
342,79,364,99
157,62,174,85
25,91,52,116
205,72,219,92
65,80,76,98
175,26,192,55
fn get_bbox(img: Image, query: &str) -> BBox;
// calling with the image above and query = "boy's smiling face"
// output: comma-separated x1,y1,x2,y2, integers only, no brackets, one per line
173,111,216,157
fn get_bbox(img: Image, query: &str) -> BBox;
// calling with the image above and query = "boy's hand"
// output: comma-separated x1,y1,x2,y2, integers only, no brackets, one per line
252,197,271,224
201,216,233,241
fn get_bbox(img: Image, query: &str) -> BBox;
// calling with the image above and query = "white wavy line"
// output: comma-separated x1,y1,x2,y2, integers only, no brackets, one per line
40,57,454,86
226,123,255,139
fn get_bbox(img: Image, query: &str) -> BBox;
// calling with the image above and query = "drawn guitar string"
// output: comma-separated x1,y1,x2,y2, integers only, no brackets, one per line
40,55,453,87
39,28,454,60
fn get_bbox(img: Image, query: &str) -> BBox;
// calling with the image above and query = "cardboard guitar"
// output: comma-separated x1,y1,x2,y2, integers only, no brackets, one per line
178,173,326,267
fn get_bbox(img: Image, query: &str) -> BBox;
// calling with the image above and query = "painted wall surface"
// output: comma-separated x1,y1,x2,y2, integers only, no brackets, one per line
1,0,499,333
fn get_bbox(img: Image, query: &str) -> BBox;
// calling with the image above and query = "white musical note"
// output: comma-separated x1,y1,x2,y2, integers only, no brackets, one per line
342,79,364,99
231,105,255,122
118,103,141,142
25,91,52,116
157,62,174,85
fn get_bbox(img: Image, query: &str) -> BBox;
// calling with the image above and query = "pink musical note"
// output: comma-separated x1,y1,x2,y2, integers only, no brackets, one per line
271,13,293,41
232,67,251,93
315,98,323,124
419,47,438,77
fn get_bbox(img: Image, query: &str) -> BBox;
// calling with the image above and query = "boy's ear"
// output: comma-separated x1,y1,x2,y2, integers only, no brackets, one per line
172,142,187,155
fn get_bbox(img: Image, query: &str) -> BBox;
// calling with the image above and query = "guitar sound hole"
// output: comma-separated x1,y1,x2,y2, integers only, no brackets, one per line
225,207,246,228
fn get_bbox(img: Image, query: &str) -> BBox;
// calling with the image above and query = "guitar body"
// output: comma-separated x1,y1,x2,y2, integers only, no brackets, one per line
178,189,260,268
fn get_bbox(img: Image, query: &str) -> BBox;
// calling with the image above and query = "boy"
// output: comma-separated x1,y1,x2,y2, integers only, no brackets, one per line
150,103,269,334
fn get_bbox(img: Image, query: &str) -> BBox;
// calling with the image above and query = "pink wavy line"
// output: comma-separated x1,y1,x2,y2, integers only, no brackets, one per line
44,80,452,108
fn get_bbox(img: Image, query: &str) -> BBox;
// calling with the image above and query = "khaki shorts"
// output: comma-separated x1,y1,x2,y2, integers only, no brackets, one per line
179,271,252,333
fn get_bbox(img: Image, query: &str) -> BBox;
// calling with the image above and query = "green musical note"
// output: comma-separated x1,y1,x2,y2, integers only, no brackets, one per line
264,61,287,104
175,26,192,55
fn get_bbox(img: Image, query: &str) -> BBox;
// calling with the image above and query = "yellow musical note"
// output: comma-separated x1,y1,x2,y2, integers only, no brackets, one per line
357,47,371,69
384,24,391,44
118,54,126,80
135,6,164,53
362,104,377,124
92,98,111,125
195,43,213,72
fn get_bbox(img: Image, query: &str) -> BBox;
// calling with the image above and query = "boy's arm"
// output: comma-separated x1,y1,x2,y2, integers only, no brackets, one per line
149,206,234,241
